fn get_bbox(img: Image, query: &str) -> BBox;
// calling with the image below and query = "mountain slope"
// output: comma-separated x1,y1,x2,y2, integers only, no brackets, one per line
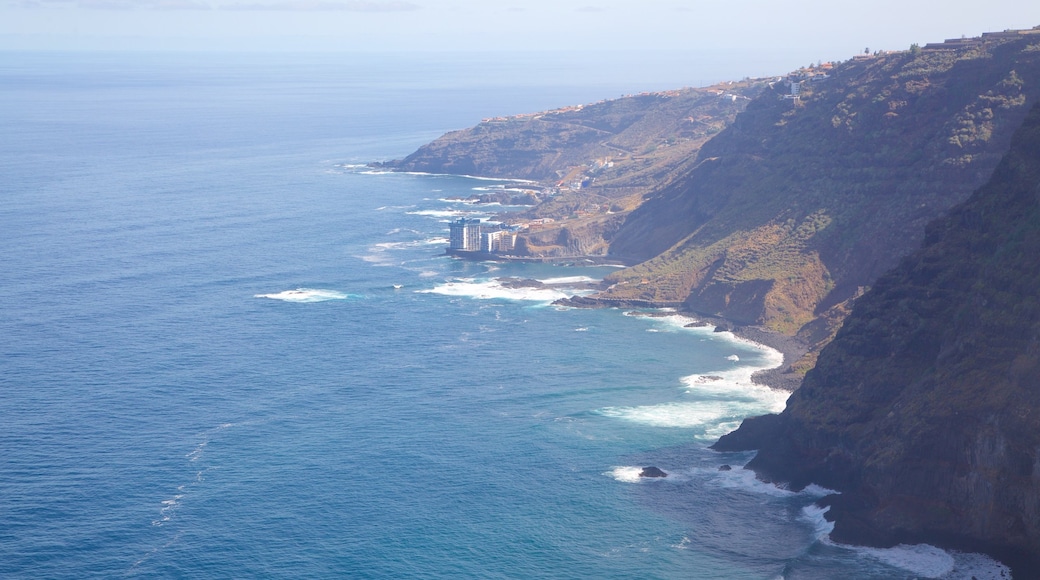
597,31,1040,365
714,100,1040,575
379,83,763,258
383,83,761,191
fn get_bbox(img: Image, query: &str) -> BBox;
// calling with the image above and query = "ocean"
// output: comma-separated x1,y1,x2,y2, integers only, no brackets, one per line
0,51,1010,578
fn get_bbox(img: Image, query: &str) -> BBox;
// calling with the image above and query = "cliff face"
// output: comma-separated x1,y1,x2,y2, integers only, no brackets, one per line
598,32,1040,364
715,101,1040,574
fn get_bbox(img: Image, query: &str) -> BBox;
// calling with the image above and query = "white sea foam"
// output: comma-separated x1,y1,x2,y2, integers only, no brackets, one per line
597,314,788,439
360,252,395,265
254,288,353,303
607,466,648,483
943,552,1013,579
373,238,446,250
708,464,799,497
802,483,837,498
385,170,534,184
185,441,206,462
385,227,422,235
540,275,599,284
152,493,184,526
419,278,594,304
672,535,693,550
406,209,477,219
800,504,835,541
599,400,750,429
360,236,448,266
832,543,1009,579
857,544,956,578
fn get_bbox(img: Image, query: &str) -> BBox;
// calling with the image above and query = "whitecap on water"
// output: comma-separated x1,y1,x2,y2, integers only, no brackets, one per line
800,504,836,541
254,288,353,303
406,209,488,221
539,275,599,284
607,466,648,484
418,278,595,304
599,400,747,430
597,329,788,439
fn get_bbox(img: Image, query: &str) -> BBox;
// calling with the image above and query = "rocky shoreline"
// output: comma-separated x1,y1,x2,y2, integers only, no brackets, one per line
554,294,810,392
727,324,809,393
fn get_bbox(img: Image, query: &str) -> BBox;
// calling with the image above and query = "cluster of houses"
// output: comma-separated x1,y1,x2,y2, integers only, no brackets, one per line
783,64,832,100
923,27,1040,51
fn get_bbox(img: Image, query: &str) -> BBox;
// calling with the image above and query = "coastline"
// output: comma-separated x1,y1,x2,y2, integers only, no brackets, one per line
726,323,808,392
390,161,812,393
557,295,811,392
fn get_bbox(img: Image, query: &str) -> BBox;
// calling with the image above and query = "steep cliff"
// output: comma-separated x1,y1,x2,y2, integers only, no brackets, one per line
715,101,1040,575
597,31,1040,365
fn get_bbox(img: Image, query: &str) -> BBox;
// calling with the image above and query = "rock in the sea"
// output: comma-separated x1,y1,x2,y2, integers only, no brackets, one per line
718,464,732,471
497,277,544,289
639,466,668,478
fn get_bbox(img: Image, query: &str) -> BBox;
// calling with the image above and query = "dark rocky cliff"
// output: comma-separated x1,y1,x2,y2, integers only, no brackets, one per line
714,101,1040,576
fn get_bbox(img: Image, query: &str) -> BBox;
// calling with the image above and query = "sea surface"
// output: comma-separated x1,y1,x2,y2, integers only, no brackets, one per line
0,51,1010,578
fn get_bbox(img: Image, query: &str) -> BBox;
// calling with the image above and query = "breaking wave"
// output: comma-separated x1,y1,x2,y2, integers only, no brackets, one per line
254,288,354,303
598,312,788,439
418,277,595,304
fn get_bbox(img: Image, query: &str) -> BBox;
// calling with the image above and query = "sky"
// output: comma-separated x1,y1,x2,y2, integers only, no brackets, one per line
2,0,1040,65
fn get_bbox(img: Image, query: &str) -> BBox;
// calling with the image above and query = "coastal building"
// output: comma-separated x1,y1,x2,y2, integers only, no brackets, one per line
449,218,482,251
449,218,518,255
481,230,517,253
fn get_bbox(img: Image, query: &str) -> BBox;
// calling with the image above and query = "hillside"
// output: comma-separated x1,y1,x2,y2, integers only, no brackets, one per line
595,29,1040,368
383,82,762,191
379,82,764,257
714,100,1040,576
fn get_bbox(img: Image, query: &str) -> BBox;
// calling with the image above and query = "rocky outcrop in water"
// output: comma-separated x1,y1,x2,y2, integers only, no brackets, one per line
639,466,668,478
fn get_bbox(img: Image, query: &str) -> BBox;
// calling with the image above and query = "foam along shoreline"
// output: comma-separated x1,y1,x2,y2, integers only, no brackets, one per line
358,165,539,185
794,501,1011,578
599,312,790,441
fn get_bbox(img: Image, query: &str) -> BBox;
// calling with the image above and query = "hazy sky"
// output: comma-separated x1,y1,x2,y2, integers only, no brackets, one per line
2,0,1039,62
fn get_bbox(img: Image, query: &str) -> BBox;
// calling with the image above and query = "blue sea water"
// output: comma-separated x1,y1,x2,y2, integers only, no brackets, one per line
0,52,1010,578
